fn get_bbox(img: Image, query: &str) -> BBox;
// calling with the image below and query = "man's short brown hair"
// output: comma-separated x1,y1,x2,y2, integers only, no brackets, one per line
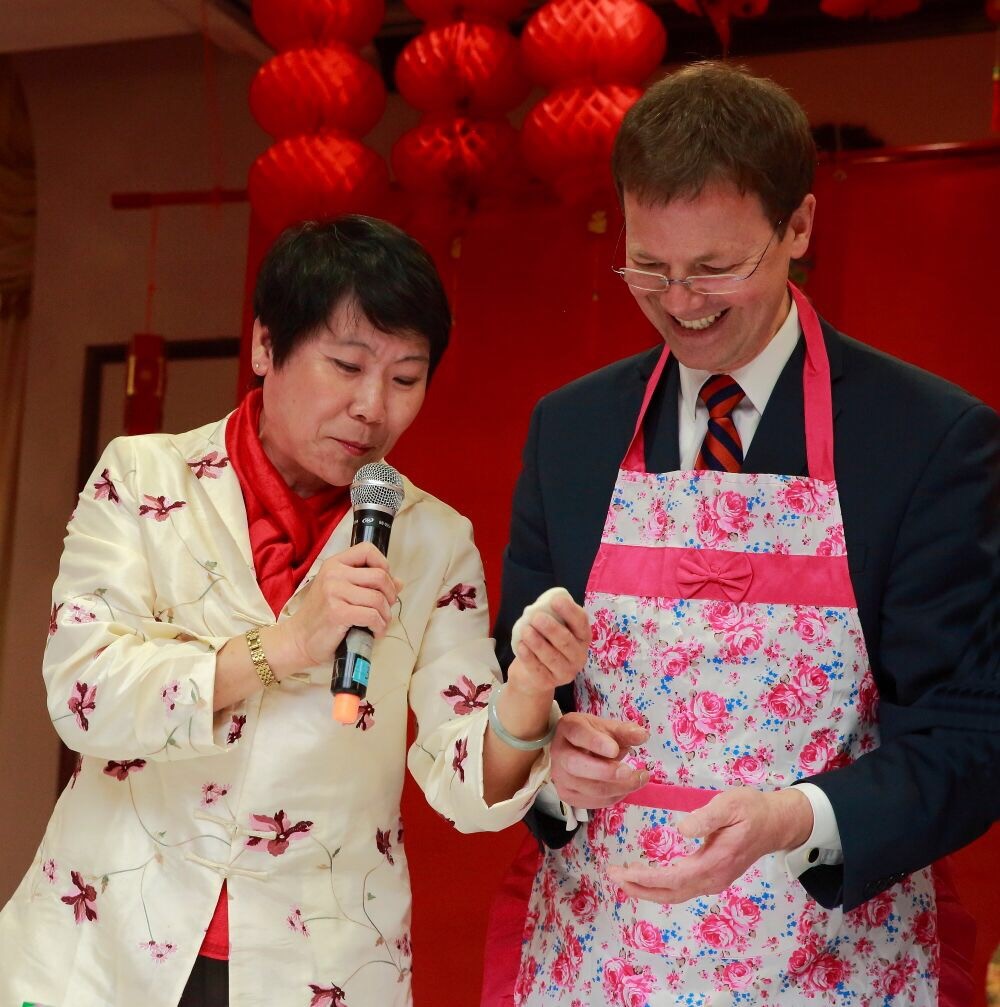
612,61,816,229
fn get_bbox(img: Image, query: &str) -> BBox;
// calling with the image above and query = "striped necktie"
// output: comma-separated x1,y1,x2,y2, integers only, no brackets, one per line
695,374,746,472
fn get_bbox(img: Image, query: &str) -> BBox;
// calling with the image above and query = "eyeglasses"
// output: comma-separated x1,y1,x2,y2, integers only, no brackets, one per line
612,221,783,295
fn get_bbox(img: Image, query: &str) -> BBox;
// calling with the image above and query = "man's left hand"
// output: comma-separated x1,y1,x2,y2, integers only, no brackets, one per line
606,787,813,905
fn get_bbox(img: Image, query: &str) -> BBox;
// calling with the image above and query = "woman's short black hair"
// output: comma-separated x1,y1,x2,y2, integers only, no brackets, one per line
253,215,451,378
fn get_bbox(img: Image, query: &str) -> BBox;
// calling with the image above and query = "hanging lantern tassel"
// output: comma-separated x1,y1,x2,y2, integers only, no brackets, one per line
993,60,1000,134
992,10,1000,133
124,333,166,436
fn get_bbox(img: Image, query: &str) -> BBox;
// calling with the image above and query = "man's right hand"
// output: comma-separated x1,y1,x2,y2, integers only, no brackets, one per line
550,712,649,809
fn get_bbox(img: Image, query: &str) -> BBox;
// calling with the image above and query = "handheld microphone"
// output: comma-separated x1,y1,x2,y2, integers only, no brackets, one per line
331,461,404,724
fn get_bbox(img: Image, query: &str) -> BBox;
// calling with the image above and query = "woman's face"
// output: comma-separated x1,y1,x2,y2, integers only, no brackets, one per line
252,297,430,496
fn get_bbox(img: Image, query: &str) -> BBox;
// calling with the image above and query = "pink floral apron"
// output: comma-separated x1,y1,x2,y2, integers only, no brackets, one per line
504,287,958,1006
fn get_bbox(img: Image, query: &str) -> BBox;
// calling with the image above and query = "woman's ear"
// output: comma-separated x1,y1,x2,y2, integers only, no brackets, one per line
251,319,272,376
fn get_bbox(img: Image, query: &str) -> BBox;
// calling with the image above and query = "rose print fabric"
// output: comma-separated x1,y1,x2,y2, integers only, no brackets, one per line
0,416,552,1007
513,291,940,1006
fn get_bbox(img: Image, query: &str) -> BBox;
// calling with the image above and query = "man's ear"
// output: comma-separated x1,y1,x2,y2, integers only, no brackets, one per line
787,193,816,260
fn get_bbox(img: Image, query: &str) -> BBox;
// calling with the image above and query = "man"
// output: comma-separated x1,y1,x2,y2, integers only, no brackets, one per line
491,62,999,1004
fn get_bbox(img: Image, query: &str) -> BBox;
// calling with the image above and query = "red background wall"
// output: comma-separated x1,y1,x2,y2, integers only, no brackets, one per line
255,144,1000,1004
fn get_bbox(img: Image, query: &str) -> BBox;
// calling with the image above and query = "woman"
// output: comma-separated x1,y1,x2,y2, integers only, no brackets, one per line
0,215,589,1007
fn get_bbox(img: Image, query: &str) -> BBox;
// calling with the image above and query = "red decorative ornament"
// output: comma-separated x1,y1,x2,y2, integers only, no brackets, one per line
393,0,529,215
124,333,166,435
987,0,1000,21
395,22,529,115
392,116,523,197
818,0,919,16
250,46,386,138
673,0,768,51
248,132,390,234
403,0,525,21
521,0,666,87
521,83,642,203
253,0,386,49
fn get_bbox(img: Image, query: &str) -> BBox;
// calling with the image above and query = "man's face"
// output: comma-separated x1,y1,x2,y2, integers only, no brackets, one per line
622,183,814,373
252,297,430,496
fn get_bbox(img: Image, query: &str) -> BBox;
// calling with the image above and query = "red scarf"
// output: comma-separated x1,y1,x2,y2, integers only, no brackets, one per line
199,388,350,960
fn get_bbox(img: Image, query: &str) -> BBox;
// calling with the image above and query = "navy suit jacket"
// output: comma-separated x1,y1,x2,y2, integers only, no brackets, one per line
494,319,1000,912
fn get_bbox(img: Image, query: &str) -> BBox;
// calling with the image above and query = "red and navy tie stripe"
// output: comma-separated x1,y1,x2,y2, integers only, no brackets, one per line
695,374,746,472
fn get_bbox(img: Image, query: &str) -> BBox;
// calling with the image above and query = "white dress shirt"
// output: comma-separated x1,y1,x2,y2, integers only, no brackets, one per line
540,298,845,877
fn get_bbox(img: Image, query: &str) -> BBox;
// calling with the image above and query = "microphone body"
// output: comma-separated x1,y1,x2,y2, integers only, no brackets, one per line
331,463,404,724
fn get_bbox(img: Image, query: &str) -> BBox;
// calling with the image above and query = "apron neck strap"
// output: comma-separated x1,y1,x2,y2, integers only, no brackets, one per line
622,282,836,482
793,283,836,483
622,342,671,472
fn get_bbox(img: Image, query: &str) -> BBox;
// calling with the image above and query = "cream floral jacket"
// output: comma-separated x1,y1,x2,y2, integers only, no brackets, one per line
0,416,550,1007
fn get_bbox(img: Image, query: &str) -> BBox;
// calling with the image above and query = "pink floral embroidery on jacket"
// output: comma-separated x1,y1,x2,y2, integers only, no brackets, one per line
61,870,98,923
287,906,310,936
200,782,229,807
226,714,246,744
138,495,187,521
139,940,178,963
187,451,229,479
161,680,181,712
67,681,98,730
436,583,478,610
441,675,492,714
376,827,394,865
93,468,121,505
309,984,347,1007
355,701,375,730
245,811,313,856
103,759,146,781
451,738,469,782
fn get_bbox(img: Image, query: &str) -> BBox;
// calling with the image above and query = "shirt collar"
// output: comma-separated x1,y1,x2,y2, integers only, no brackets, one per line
678,298,801,422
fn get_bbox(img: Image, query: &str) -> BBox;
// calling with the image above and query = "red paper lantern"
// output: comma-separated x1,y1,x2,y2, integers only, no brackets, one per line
248,131,390,233
521,0,666,87
396,22,529,115
253,0,386,50
250,46,386,138
987,0,1000,22
521,83,641,202
392,116,524,197
402,0,525,24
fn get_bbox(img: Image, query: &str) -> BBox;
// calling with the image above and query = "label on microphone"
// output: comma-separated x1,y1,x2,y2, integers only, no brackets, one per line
351,656,371,687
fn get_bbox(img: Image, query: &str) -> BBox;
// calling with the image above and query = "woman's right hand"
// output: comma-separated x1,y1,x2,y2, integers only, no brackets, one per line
279,542,401,671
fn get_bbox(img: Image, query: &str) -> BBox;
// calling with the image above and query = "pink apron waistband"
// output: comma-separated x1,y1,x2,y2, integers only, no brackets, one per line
590,544,857,608
623,782,720,812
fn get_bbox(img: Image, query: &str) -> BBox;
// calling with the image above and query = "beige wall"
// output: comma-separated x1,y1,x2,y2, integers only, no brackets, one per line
0,26,994,903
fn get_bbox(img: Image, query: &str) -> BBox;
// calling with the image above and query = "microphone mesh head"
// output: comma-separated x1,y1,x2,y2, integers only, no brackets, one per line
351,462,404,514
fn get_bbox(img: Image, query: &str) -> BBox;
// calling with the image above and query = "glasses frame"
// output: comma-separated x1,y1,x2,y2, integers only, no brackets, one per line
612,220,784,295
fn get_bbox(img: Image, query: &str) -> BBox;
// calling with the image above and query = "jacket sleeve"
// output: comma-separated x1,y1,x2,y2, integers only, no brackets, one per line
493,400,581,849
802,401,1000,910
43,438,244,762
406,513,553,834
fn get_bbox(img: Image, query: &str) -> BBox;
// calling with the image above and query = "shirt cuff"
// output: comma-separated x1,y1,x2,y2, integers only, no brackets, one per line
783,782,844,878
533,781,589,830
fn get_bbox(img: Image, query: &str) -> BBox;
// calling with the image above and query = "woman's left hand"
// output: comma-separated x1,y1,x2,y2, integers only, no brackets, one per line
506,594,590,697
